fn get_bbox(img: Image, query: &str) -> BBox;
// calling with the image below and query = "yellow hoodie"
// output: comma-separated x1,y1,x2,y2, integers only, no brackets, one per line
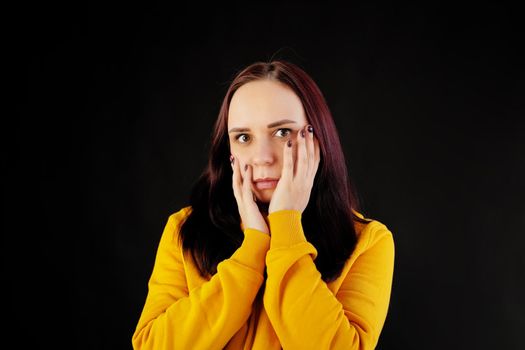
132,206,394,349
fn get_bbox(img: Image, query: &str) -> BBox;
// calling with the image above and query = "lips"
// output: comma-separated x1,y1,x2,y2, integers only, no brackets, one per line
254,177,280,190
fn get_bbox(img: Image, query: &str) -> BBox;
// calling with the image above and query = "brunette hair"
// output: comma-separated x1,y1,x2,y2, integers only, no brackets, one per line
178,60,369,282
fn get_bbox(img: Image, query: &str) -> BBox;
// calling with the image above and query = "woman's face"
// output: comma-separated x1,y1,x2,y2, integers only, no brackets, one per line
228,79,308,204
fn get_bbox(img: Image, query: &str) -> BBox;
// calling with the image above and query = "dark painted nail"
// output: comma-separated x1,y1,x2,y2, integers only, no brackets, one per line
300,130,305,137
307,125,313,133
287,140,292,147
244,164,248,171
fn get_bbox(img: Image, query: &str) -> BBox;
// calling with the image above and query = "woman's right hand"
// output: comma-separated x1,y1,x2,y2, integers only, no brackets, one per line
231,155,269,235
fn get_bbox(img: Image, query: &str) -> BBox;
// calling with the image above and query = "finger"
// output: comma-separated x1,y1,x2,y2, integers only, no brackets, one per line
296,126,308,179
306,125,315,177
242,164,254,202
231,155,242,200
305,139,320,190
281,139,294,181
313,138,321,178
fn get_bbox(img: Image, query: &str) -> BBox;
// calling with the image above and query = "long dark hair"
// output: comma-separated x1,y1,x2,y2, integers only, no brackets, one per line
179,60,369,282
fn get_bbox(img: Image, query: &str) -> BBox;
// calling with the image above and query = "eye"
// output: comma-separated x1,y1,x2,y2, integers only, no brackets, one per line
275,128,292,138
235,134,250,143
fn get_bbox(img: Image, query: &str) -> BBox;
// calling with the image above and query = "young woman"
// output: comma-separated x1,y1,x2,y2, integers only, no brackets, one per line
132,60,395,350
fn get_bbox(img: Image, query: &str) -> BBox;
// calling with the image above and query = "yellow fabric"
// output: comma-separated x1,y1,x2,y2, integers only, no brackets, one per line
132,206,395,350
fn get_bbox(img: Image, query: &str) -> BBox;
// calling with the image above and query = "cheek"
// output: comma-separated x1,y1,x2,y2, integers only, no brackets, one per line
230,141,290,169
229,142,242,156
230,147,246,161
230,148,248,172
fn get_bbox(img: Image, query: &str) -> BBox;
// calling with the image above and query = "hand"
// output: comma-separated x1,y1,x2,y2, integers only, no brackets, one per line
268,125,320,214
231,155,269,234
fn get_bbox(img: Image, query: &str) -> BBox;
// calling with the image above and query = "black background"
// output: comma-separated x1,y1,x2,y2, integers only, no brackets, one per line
5,1,524,349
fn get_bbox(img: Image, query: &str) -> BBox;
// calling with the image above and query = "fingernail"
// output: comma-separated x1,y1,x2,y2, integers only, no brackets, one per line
229,155,234,164
287,140,292,147
244,164,248,171
307,125,313,133
300,130,305,138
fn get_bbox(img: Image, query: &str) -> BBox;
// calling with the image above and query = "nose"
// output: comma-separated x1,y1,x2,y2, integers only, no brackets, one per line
251,138,276,166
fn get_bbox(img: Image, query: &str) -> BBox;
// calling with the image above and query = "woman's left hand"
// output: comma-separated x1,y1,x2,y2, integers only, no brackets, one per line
268,125,321,214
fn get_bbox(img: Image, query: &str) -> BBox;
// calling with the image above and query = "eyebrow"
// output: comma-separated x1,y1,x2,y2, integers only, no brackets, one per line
228,119,297,133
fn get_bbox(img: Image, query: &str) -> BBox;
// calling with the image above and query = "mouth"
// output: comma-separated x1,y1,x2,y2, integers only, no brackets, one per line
254,179,279,190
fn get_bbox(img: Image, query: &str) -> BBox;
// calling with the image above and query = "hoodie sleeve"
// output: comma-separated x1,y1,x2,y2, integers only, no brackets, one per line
263,210,395,350
132,208,270,350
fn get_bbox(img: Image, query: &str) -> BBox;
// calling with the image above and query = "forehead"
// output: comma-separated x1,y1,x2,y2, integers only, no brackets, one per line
228,80,307,127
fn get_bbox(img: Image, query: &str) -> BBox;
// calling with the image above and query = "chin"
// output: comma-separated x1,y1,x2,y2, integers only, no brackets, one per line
255,190,273,204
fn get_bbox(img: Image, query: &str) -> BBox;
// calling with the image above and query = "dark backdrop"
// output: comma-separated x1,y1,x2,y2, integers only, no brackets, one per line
6,1,524,349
